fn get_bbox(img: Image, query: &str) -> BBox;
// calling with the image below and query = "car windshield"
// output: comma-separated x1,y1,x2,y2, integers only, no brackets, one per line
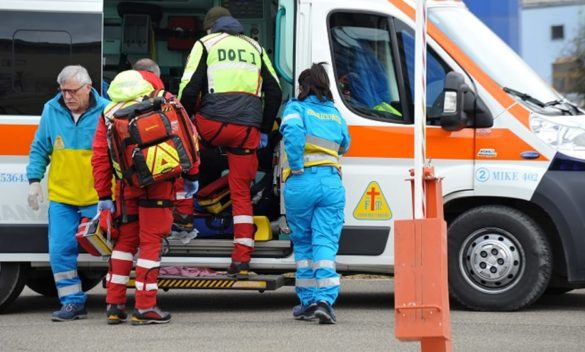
429,6,561,108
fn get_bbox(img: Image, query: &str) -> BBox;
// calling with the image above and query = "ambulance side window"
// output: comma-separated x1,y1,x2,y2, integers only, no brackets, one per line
328,12,403,121
0,11,101,116
394,20,452,120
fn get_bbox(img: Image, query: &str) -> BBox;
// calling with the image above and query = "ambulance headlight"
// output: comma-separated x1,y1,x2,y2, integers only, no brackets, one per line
530,114,585,159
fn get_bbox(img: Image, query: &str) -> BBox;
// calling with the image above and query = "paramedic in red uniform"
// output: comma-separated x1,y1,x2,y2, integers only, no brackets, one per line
92,69,200,325
178,6,281,277
132,58,196,234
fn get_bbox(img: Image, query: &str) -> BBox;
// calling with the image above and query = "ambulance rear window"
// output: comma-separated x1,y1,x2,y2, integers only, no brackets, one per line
0,11,102,116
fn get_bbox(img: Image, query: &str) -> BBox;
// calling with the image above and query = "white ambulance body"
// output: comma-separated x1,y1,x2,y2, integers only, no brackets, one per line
1,0,584,312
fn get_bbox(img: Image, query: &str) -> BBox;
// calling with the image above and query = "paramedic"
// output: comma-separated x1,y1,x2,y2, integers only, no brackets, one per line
178,6,282,277
280,63,350,324
26,65,109,321
132,58,195,234
92,70,200,325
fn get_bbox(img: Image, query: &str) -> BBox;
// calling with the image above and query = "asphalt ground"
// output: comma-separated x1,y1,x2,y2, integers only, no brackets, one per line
0,279,584,352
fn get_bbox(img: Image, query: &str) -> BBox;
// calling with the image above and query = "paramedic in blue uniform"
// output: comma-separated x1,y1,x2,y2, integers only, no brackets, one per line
26,65,109,321
280,63,350,324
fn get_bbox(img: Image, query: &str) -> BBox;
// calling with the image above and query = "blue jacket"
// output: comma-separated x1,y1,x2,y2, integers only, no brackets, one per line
27,88,109,206
280,95,350,174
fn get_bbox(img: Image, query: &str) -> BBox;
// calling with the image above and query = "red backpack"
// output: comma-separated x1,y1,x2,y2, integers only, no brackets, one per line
105,92,199,187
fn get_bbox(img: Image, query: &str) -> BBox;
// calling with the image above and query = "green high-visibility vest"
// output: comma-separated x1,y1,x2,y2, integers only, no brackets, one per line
206,34,263,95
180,33,263,97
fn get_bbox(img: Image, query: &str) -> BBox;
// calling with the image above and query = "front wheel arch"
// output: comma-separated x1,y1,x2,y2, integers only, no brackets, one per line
0,262,26,313
448,205,552,311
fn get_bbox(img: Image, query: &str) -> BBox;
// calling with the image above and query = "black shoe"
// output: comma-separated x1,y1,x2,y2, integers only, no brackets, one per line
172,214,194,232
292,303,317,320
314,301,336,324
106,304,127,325
227,262,250,279
131,307,171,325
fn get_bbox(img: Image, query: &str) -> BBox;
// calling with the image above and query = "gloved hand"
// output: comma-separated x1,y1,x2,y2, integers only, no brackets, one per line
97,199,116,213
27,182,43,210
258,133,268,149
184,180,199,198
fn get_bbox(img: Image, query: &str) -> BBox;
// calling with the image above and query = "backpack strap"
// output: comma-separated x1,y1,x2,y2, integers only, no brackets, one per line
104,102,126,122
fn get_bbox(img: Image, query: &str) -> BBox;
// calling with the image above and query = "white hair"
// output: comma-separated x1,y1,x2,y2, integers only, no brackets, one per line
56,65,92,86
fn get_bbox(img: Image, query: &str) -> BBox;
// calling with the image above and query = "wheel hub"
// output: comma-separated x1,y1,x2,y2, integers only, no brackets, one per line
461,231,523,293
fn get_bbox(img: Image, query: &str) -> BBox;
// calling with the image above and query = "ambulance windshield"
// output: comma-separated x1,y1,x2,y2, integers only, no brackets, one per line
429,6,560,108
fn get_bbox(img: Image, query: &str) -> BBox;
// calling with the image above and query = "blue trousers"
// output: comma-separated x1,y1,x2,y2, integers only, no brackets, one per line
48,201,97,304
284,166,345,306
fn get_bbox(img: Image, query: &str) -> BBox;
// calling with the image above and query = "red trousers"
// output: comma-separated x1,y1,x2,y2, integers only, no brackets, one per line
106,180,174,309
195,113,259,263
173,177,193,222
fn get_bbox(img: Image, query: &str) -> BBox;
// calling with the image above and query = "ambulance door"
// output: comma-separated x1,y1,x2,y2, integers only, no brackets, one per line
0,0,103,241
392,19,475,200
306,1,474,268
307,3,413,267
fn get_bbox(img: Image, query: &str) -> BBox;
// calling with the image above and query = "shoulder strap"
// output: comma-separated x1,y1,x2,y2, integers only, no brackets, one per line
104,102,126,121
197,39,208,55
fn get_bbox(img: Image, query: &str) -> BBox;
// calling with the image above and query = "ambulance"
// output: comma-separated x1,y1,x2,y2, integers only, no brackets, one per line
1,0,584,312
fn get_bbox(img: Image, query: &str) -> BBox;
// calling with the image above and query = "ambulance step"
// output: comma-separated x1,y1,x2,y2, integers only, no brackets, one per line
165,239,292,258
127,274,285,291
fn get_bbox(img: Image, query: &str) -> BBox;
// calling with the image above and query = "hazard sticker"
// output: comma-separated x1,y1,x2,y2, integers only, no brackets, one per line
353,181,392,220
146,142,180,175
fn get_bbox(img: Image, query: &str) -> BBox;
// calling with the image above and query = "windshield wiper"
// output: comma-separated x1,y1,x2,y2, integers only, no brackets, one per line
503,87,579,115
503,87,547,107
543,99,581,116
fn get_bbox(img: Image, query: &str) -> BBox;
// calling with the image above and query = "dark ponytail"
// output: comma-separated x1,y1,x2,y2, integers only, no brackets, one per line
297,62,333,102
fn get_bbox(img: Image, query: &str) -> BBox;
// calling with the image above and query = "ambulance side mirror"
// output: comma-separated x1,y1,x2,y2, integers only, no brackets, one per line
440,71,470,131
439,71,494,131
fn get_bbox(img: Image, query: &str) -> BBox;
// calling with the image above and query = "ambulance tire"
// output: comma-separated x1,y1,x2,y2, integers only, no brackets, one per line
0,262,26,313
25,268,105,297
448,205,552,311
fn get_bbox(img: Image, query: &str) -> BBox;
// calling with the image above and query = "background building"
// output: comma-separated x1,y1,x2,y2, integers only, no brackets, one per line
521,0,585,87
464,0,521,53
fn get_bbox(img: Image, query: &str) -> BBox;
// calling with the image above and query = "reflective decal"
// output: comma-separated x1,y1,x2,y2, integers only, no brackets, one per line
353,181,392,220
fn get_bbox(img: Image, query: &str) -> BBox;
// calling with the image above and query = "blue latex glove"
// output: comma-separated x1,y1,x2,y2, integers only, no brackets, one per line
97,199,115,213
184,180,199,198
258,133,268,149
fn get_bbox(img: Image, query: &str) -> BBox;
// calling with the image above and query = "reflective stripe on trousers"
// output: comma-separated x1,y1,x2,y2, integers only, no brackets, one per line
194,115,260,263
49,201,96,304
285,166,345,306
106,180,172,309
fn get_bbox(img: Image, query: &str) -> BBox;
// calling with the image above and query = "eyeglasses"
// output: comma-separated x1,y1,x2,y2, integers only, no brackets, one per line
59,85,86,95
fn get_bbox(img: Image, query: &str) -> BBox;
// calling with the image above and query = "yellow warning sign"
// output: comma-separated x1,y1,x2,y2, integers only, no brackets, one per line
353,181,392,220
146,142,180,175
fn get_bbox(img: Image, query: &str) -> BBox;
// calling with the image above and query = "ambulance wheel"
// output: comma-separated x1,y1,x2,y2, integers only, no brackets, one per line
0,262,26,313
448,205,552,311
25,269,105,297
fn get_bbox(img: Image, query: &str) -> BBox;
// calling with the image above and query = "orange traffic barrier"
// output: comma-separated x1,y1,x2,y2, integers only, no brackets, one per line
394,166,452,351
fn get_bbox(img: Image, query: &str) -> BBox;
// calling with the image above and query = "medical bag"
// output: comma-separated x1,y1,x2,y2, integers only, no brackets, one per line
194,174,231,214
193,212,233,238
192,213,272,241
107,93,199,187
75,211,115,256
